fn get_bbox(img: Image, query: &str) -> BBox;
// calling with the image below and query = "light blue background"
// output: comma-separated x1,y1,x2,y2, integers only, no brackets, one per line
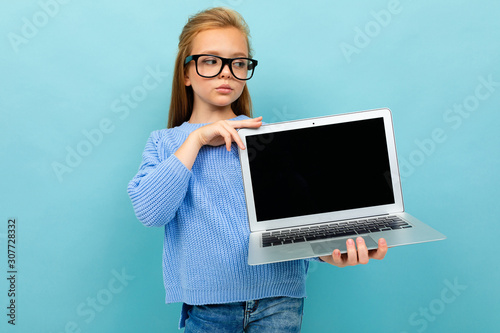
1,0,499,332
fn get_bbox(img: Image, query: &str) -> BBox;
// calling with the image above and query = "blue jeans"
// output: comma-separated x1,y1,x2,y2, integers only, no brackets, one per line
182,296,304,332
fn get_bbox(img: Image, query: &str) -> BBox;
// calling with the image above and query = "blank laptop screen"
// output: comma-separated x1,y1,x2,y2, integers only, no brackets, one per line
246,117,395,222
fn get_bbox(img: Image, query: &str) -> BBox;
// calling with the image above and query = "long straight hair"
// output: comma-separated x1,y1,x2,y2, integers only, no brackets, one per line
167,7,254,128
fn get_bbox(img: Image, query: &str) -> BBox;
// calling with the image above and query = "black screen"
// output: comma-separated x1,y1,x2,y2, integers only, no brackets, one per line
246,117,395,222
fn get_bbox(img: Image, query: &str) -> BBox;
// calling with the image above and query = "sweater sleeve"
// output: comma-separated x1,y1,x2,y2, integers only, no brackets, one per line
127,131,192,227
305,257,323,262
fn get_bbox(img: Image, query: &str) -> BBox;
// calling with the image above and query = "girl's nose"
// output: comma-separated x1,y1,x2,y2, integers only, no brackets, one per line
219,63,232,78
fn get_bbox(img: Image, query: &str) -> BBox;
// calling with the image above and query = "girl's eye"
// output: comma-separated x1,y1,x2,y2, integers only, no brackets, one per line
201,58,218,66
233,60,247,69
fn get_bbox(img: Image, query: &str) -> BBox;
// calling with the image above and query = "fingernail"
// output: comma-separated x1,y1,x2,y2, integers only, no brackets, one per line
347,238,354,245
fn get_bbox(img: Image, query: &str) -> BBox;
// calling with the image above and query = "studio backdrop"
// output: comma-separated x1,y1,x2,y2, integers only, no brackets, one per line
1,0,499,332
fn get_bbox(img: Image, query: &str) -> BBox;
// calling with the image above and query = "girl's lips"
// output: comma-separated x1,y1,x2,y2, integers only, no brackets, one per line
216,84,233,94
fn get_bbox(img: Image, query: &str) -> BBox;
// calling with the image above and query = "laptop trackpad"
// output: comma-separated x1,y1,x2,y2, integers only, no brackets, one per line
310,236,378,256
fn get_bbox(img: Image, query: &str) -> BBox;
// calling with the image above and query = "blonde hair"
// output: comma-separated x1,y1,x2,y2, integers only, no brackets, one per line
167,7,254,128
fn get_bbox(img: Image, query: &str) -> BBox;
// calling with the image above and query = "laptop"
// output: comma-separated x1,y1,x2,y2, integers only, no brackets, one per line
238,108,446,265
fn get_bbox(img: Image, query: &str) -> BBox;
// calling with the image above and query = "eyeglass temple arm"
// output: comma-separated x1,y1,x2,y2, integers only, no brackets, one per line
248,60,258,70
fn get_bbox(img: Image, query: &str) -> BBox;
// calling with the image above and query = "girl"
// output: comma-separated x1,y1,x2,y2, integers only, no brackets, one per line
128,7,388,332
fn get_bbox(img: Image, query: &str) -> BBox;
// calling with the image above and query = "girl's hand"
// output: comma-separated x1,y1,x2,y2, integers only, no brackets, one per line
194,116,263,151
319,237,388,268
174,116,262,170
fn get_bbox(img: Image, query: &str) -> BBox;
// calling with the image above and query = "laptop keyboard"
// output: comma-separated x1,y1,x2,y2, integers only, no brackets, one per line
262,215,412,247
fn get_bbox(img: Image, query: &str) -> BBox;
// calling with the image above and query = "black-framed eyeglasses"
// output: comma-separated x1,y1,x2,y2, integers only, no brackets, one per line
184,54,258,80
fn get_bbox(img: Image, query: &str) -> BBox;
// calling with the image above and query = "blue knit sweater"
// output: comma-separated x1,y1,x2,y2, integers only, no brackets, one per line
128,115,313,308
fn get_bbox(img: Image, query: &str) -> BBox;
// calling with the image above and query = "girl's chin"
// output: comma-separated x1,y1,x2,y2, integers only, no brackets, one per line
211,96,238,106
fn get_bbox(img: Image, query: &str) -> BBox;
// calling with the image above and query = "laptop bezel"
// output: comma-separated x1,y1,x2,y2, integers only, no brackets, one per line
238,108,404,232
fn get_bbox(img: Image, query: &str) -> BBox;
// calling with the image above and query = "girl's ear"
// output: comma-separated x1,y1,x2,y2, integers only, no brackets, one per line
184,72,191,87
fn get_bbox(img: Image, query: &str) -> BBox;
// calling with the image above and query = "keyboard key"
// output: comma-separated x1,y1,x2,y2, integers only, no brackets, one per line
262,215,410,248
263,238,277,247
388,221,407,225
315,234,330,240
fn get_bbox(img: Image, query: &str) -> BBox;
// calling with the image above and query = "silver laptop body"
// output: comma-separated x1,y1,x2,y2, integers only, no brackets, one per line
238,108,446,265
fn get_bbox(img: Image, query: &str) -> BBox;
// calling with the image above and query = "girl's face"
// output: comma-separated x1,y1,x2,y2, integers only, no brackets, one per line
184,27,248,114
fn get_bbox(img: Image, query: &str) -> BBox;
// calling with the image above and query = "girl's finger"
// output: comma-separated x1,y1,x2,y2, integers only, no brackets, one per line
220,117,262,150
356,237,369,265
221,121,246,150
345,238,358,266
331,249,343,266
228,116,263,129
369,238,388,260
220,129,233,152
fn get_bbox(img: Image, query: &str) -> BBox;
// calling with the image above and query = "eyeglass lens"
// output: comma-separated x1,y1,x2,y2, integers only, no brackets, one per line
196,55,255,80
